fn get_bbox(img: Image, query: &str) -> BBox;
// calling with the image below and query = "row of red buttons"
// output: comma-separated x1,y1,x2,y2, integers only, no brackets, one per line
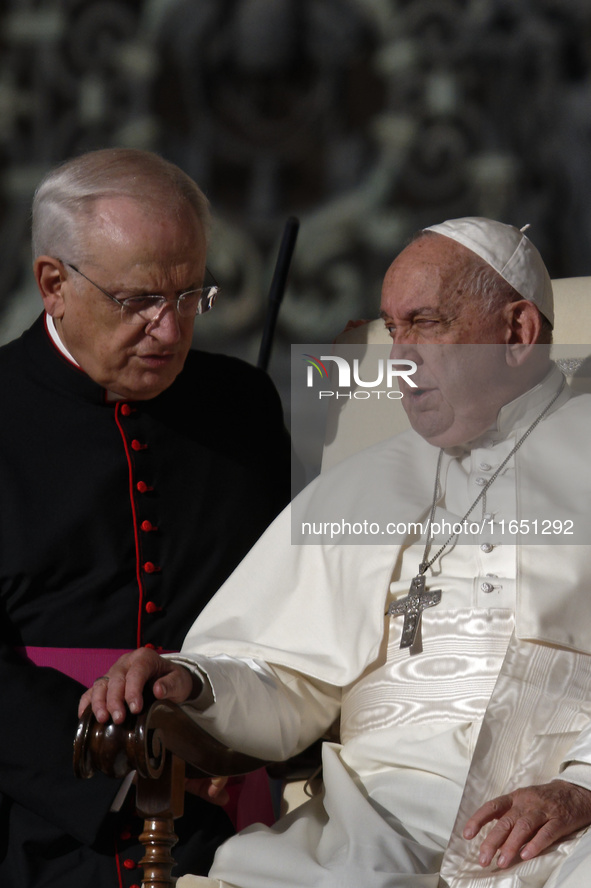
119,824,140,885
119,403,164,639
117,402,164,884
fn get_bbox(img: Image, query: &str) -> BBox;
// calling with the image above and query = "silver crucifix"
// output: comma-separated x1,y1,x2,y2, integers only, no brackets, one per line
388,574,442,649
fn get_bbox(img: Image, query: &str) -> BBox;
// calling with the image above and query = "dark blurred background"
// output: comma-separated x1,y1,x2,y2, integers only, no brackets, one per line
1,0,591,402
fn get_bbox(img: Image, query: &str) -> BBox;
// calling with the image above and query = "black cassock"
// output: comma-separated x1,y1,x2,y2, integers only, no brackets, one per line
0,314,291,888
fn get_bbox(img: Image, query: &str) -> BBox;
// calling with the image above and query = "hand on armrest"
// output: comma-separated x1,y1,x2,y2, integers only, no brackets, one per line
464,779,591,869
78,648,202,724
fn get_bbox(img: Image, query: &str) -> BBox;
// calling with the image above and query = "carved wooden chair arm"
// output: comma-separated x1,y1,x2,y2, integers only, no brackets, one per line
74,698,267,781
73,700,267,888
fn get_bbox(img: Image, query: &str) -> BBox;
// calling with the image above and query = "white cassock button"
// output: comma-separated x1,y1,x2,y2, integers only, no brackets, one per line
475,477,487,486
480,543,494,553
483,512,494,521
479,462,492,471
480,582,494,593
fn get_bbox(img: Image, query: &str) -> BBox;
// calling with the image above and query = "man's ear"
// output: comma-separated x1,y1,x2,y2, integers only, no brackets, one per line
502,299,544,367
34,256,67,318
504,299,542,345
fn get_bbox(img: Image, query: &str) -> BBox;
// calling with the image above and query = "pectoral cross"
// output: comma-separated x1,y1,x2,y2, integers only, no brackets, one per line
388,573,442,649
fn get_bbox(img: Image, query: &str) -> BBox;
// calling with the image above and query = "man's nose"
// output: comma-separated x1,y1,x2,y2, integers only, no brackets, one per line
145,302,182,343
389,338,422,364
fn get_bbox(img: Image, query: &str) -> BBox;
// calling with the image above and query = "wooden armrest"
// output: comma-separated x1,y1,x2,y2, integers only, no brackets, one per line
73,701,267,887
74,698,267,781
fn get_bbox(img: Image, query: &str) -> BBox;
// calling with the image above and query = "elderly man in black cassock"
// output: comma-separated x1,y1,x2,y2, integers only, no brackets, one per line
0,148,290,888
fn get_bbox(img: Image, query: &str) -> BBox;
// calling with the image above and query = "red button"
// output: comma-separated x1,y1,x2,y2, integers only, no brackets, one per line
130,884,141,888
136,481,152,493
123,858,137,870
119,829,132,840
145,601,162,614
141,520,156,532
120,404,134,416
131,439,147,451
144,643,156,650
143,561,160,574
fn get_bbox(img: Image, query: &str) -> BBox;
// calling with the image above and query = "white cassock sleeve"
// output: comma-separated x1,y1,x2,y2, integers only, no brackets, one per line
559,719,591,792
169,653,341,761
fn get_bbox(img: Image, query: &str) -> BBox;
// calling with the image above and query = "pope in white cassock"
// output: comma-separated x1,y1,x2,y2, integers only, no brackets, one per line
82,218,591,888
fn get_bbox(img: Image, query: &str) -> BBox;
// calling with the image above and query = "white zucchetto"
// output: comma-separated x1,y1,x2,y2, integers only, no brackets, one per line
425,216,554,326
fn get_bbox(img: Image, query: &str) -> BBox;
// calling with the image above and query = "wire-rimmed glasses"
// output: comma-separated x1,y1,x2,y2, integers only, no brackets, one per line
61,261,220,325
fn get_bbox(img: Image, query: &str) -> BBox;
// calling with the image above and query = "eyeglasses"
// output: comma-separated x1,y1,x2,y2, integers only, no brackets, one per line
61,261,220,325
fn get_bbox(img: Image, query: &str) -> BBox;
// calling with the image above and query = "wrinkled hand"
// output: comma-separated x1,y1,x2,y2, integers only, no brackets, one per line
464,780,591,869
185,776,229,807
78,648,200,725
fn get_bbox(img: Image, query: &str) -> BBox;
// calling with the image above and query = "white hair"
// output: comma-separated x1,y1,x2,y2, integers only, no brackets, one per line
32,148,211,263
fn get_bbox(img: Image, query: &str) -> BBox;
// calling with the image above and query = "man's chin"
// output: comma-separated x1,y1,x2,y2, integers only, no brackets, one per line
410,421,485,450
110,368,180,401
404,397,446,431
406,412,456,448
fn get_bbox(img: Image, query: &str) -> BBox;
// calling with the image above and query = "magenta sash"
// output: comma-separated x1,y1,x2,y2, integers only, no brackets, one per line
19,646,137,688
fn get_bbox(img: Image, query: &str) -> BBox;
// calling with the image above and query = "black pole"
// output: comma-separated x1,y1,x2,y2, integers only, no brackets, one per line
257,216,300,371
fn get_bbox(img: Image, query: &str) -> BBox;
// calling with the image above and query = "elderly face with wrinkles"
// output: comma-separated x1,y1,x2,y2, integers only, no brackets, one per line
380,234,549,448
35,196,207,400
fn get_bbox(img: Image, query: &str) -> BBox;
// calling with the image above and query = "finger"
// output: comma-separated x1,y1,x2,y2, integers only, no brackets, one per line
475,817,516,868
101,650,153,723
479,812,546,868
464,795,512,839
78,678,109,721
152,665,196,704
87,674,113,723
78,686,93,718
209,776,229,795
207,782,230,806
117,649,166,716
185,777,230,806
206,775,230,806
106,668,133,723
519,819,569,862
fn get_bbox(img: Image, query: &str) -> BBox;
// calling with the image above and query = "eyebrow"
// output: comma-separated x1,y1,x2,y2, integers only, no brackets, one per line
379,307,447,321
115,282,203,298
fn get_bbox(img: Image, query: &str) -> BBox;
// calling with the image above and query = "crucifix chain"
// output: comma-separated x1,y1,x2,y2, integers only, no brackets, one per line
388,376,566,650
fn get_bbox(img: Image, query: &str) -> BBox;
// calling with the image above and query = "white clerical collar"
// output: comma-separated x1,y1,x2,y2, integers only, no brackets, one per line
494,363,568,435
45,312,80,366
45,312,123,402
447,364,569,457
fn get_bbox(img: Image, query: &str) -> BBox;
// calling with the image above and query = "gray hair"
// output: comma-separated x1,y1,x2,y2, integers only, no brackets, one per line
415,230,553,343
32,148,211,263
